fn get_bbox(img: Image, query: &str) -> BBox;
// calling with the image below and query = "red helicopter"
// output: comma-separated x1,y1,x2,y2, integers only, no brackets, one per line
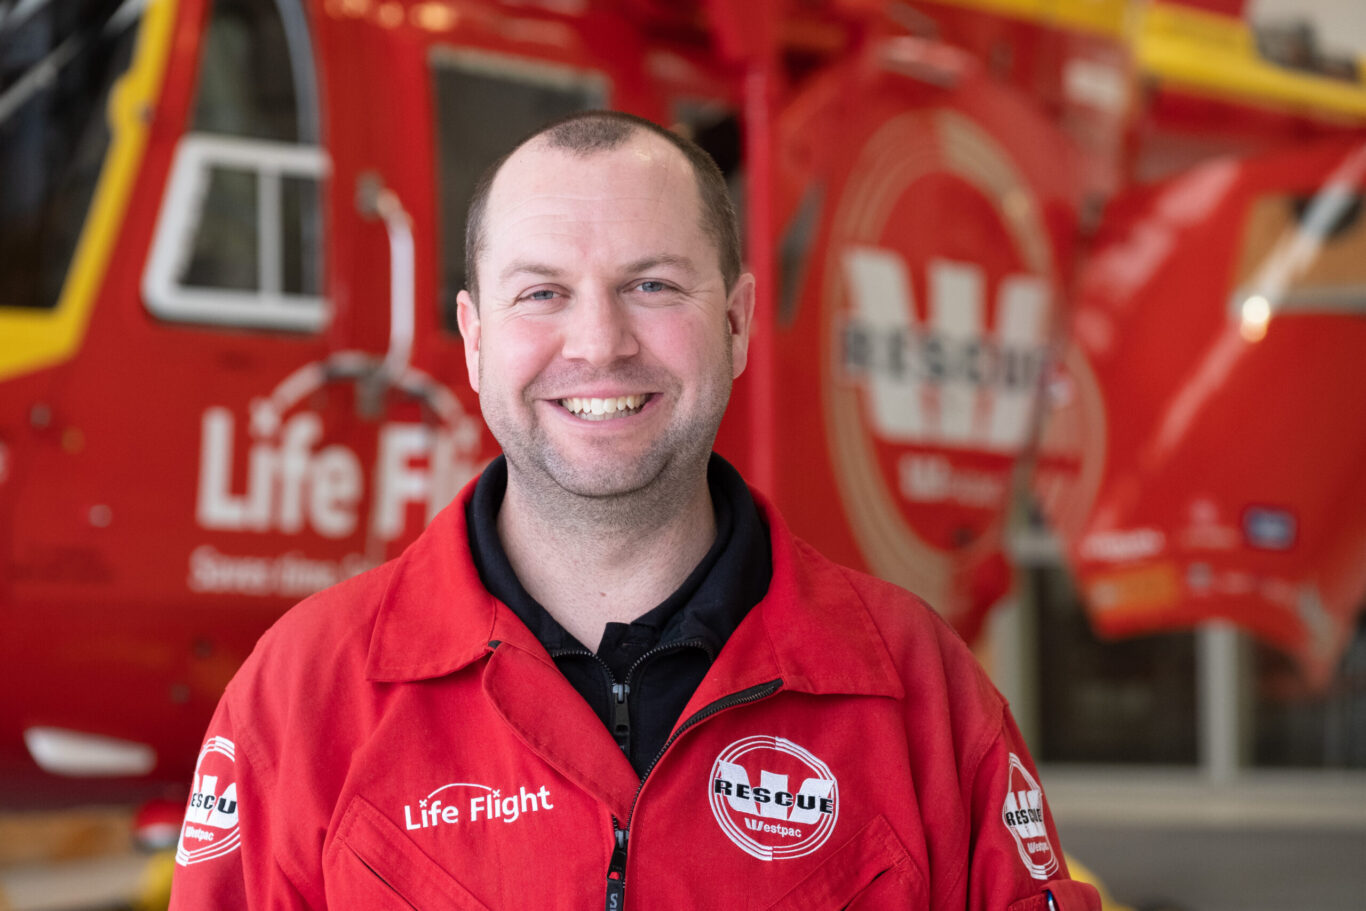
1,0,1362,822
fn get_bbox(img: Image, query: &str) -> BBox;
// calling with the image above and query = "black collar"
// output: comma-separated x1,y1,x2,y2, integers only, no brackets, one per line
465,454,771,666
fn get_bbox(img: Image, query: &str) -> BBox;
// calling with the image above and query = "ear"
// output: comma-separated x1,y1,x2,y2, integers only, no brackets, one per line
456,289,481,394
725,273,756,379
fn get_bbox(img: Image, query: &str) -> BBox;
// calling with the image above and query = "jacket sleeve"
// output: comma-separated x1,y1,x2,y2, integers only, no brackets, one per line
965,710,1102,911
167,697,315,910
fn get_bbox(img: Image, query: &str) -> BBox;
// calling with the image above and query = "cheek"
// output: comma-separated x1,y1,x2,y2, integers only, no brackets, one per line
641,316,724,366
679,327,733,384
482,326,557,386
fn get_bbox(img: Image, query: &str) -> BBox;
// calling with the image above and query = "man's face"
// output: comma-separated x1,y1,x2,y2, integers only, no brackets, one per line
456,133,754,503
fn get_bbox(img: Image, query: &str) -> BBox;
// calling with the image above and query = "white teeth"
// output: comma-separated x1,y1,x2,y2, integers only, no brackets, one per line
560,395,645,420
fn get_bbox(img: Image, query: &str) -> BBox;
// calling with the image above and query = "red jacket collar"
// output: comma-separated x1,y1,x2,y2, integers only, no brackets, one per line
364,476,540,683
365,475,904,703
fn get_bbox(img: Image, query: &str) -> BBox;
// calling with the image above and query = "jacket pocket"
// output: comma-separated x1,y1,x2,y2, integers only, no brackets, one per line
762,814,927,911
329,794,492,911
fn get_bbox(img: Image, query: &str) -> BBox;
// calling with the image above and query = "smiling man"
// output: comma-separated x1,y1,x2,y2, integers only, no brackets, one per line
170,112,1099,910
455,115,754,653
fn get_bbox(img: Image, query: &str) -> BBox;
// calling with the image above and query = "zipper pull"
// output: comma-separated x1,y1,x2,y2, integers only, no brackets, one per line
605,826,628,911
611,683,630,754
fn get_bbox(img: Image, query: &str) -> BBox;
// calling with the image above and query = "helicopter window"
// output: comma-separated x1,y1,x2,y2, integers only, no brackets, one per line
0,0,140,312
182,166,259,292
142,0,327,331
431,49,608,332
190,0,308,142
281,173,322,296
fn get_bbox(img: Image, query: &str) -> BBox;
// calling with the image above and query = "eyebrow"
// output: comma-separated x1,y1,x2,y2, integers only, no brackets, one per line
621,254,700,278
497,254,703,287
498,261,565,285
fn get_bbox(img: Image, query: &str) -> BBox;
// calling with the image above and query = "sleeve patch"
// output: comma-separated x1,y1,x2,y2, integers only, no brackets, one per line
1001,752,1058,880
175,736,241,866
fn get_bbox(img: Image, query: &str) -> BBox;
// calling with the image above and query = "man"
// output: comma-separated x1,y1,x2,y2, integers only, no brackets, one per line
170,111,1099,910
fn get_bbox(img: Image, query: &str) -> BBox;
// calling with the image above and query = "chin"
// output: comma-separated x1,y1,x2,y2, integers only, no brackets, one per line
550,467,656,500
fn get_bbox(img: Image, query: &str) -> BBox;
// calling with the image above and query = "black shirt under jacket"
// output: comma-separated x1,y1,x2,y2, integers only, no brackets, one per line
465,454,772,777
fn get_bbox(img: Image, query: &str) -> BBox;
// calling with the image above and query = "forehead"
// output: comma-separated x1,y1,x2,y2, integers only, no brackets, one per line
480,133,711,274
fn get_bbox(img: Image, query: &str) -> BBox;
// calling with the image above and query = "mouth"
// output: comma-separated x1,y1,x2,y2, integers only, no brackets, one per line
559,394,649,421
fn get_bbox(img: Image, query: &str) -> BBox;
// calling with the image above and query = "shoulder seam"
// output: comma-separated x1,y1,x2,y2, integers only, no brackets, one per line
830,561,909,669
224,682,326,908
934,703,1009,910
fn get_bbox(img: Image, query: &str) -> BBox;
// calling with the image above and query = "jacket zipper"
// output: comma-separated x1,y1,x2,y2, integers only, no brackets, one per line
602,678,782,911
547,648,628,752
611,682,631,750
604,825,628,910
614,636,709,757
550,638,708,758
540,639,781,909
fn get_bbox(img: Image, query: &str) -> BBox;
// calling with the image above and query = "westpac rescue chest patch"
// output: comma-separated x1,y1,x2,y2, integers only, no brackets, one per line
709,735,839,861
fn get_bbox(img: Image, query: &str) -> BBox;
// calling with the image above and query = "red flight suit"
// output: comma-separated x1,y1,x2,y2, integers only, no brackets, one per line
169,483,1100,910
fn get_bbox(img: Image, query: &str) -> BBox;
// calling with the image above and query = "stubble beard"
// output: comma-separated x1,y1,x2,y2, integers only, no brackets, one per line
512,409,719,537
485,362,732,539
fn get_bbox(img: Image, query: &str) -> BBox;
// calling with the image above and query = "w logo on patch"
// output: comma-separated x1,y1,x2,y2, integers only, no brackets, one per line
1001,753,1058,880
176,736,241,866
709,736,839,861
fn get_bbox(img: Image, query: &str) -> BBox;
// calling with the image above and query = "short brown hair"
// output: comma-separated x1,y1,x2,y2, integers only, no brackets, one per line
464,110,741,304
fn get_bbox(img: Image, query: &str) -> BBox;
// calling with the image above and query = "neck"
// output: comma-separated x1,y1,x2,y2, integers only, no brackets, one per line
496,465,717,650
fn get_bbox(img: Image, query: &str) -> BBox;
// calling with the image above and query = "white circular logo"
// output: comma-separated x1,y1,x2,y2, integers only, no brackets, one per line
709,736,839,861
175,736,241,866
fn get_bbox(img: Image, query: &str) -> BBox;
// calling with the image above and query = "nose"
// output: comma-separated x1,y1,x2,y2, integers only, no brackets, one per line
560,287,640,366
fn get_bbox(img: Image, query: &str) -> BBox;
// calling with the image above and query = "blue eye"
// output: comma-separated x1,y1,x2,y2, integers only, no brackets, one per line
524,289,556,301
637,280,667,293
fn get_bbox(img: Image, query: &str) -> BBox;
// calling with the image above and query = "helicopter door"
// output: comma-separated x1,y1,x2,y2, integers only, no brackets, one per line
142,0,327,331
